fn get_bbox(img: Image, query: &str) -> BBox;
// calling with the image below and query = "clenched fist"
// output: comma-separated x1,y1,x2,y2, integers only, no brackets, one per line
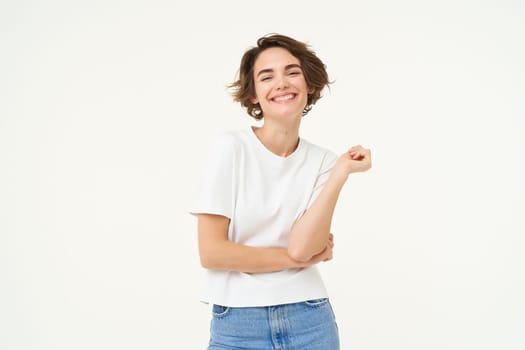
331,145,372,181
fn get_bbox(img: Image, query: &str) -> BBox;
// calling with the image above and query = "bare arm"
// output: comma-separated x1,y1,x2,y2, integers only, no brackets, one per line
287,145,372,262
287,175,345,262
198,213,333,273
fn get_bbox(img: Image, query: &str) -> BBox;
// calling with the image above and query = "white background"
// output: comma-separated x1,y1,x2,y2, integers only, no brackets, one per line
1,0,524,349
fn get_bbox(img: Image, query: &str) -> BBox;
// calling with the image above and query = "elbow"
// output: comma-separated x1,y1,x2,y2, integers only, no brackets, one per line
199,250,219,269
287,246,312,263
200,255,212,269
199,238,229,270
288,236,329,263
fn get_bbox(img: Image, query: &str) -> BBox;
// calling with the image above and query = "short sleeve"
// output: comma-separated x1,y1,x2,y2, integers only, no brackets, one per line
189,133,236,219
306,150,338,209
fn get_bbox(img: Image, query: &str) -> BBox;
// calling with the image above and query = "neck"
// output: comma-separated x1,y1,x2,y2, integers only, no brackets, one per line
253,118,301,157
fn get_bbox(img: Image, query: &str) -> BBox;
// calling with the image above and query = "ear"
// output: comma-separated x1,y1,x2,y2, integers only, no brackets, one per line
307,86,315,94
250,96,259,104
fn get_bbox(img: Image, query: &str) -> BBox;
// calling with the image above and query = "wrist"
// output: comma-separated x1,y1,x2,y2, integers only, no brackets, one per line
327,172,348,188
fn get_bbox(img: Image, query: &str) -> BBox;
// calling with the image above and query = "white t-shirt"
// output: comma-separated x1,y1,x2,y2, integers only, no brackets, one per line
190,126,337,307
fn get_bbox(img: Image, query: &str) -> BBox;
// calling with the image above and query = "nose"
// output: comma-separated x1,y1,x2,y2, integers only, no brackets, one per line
275,75,289,90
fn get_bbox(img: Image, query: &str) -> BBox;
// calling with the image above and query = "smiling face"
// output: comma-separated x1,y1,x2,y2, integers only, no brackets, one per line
250,47,312,121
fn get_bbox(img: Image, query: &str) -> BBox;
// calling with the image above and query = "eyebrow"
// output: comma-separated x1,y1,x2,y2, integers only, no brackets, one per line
256,64,302,77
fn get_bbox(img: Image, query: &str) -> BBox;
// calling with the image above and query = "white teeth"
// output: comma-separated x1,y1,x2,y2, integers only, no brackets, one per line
273,94,294,102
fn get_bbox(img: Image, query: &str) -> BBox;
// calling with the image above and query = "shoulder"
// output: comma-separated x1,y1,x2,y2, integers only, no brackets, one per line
301,138,338,164
208,129,246,151
204,129,251,163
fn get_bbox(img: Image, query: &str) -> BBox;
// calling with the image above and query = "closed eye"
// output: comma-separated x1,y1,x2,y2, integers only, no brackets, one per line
288,71,301,76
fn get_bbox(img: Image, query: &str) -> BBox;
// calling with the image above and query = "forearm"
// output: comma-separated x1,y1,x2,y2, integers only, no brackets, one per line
288,174,346,262
199,213,311,273
200,240,306,273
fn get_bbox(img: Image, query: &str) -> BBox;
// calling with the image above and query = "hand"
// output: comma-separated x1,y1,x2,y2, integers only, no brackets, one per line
332,145,372,181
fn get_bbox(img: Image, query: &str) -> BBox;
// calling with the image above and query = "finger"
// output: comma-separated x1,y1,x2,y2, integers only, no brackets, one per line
362,149,371,162
350,152,365,160
350,147,366,154
324,251,333,261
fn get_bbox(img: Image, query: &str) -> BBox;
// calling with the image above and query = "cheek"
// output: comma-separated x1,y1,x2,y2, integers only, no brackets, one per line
303,81,313,94
251,85,267,104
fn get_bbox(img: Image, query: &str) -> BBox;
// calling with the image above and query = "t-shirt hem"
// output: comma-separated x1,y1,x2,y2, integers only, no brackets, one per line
199,293,330,308
189,209,231,219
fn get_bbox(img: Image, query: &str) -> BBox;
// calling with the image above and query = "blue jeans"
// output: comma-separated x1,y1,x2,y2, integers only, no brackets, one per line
208,298,340,349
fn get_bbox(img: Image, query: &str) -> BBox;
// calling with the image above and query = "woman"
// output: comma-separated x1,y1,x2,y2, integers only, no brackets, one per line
191,34,371,349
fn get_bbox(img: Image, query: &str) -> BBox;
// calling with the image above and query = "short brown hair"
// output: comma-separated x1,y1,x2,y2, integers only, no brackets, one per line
229,34,330,120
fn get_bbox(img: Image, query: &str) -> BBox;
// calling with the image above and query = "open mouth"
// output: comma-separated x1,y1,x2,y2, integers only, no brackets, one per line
271,93,297,103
